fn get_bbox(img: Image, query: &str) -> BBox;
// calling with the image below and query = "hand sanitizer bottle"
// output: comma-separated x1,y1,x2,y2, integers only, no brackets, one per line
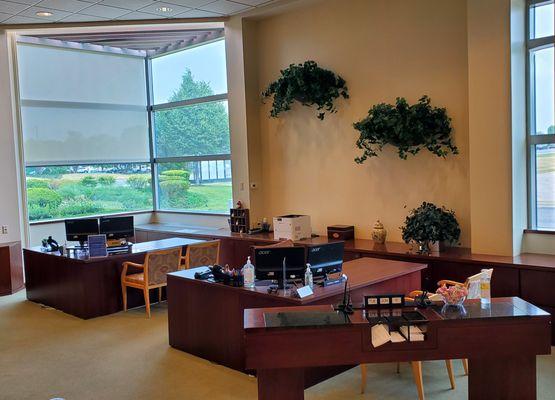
242,256,255,288
480,269,491,305
304,263,313,289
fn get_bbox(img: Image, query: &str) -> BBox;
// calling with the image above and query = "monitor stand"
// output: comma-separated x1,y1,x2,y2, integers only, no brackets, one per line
321,273,344,287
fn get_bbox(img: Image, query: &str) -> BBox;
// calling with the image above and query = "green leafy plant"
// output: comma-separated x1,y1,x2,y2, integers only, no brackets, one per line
27,188,62,208
353,96,458,161
127,175,151,191
80,176,97,187
401,202,461,249
26,178,50,189
98,176,116,186
262,60,349,120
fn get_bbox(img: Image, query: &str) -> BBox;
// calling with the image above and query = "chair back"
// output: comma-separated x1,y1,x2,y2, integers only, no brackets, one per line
465,268,493,299
183,240,220,270
145,247,182,286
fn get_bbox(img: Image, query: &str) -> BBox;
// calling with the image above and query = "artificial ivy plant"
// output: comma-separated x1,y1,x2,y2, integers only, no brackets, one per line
353,96,458,162
262,60,349,120
400,202,461,252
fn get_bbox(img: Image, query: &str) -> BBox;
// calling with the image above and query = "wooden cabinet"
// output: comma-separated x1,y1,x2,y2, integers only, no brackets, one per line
0,241,24,296
520,269,555,307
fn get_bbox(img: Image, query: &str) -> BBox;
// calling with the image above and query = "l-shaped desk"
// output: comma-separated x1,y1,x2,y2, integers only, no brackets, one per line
167,256,426,386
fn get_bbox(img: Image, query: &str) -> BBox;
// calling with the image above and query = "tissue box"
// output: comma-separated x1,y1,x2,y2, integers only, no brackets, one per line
273,215,312,241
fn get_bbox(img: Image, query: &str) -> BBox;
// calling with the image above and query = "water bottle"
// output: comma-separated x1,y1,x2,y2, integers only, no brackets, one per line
304,263,313,289
242,256,255,288
480,269,491,305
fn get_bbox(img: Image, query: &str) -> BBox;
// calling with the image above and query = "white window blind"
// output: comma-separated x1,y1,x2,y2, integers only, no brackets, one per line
17,43,149,165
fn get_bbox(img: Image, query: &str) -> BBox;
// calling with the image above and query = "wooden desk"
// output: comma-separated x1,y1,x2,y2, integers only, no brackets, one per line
245,298,552,400
24,237,203,319
167,257,426,377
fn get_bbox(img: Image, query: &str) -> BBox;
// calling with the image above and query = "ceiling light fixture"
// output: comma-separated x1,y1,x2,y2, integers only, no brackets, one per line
36,11,53,17
156,6,173,12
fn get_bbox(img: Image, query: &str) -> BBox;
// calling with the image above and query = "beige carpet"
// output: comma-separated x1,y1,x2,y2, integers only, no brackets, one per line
0,291,553,400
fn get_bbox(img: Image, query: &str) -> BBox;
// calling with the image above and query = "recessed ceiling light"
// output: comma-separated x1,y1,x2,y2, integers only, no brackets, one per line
36,11,53,17
156,6,173,12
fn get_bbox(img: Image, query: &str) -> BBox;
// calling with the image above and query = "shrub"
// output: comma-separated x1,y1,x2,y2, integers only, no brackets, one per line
160,170,190,181
57,197,103,218
183,192,208,209
27,188,62,208
98,176,116,186
80,176,97,187
159,180,189,207
127,175,151,191
26,178,50,189
28,204,55,221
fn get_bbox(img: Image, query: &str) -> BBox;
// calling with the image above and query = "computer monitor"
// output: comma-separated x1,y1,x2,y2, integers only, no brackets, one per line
254,247,306,289
99,216,134,241
306,241,345,278
65,218,99,247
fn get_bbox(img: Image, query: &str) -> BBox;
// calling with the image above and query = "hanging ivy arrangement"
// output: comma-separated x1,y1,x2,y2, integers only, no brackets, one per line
262,60,349,120
353,96,458,162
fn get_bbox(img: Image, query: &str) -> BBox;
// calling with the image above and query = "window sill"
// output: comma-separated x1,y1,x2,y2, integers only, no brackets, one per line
154,210,228,217
524,229,555,236
29,210,152,226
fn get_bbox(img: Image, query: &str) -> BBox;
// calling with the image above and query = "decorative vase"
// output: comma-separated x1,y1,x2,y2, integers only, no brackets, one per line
371,220,387,244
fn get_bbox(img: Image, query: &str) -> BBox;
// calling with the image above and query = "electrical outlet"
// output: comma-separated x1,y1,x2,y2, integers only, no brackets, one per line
1,225,7,235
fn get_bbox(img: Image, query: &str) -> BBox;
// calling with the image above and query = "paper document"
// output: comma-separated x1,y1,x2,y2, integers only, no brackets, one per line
390,331,406,343
371,324,391,347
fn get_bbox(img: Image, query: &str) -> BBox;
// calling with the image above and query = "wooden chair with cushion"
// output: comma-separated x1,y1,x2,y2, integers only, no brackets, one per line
181,240,220,270
121,247,182,318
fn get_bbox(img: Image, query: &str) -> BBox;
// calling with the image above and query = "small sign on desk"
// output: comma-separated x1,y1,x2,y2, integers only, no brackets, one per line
88,234,108,258
296,285,314,299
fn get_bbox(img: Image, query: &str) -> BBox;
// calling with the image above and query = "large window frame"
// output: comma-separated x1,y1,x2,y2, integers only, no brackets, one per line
146,38,231,215
526,0,555,230
18,36,231,224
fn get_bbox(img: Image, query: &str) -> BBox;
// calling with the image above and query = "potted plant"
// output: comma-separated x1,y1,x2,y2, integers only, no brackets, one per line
262,60,349,120
353,96,458,162
400,202,461,254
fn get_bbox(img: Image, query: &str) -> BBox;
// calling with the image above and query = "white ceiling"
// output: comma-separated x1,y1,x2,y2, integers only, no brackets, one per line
0,0,276,24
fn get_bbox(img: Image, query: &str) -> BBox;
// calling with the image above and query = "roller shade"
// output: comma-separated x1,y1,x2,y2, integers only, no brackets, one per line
17,43,149,165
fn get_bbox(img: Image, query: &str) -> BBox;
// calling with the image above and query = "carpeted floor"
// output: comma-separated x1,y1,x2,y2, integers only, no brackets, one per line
0,291,553,400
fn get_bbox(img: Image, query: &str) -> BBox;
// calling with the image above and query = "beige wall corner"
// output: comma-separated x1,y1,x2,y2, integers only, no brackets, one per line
467,0,514,255
0,31,24,245
225,17,252,219
250,0,471,244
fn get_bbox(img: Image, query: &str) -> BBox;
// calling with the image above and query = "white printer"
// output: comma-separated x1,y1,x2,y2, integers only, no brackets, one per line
273,215,312,241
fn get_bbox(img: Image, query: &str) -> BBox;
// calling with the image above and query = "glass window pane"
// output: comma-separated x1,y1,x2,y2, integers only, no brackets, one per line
154,101,230,158
531,3,554,39
532,46,554,135
536,144,555,230
157,161,232,213
151,40,227,104
26,164,152,222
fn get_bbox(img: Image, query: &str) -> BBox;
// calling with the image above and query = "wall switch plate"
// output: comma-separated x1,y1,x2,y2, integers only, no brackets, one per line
1,225,7,234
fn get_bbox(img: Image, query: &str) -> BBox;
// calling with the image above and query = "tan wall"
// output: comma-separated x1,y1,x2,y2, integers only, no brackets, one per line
248,0,471,245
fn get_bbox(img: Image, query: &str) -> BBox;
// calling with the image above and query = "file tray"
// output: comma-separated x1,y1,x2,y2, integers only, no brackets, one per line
264,311,350,328
366,309,429,342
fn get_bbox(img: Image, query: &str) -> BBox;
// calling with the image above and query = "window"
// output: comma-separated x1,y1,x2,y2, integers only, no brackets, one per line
150,39,232,213
527,1,555,230
17,35,230,222
25,164,152,222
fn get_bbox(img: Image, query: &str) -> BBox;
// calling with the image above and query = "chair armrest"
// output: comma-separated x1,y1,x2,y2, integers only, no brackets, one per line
123,261,144,269
407,290,426,298
437,279,464,287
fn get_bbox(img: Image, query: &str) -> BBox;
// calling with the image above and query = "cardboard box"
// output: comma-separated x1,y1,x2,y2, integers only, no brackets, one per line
273,215,312,241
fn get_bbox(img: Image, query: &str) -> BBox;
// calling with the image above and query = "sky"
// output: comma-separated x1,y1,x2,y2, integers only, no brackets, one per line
533,3,554,135
151,39,227,105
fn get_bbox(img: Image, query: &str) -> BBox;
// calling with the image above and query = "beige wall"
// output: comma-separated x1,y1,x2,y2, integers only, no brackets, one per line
0,31,24,245
247,0,471,245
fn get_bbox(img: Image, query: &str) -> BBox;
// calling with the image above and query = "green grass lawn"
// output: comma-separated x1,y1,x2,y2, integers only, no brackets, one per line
187,183,232,212
538,152,555,174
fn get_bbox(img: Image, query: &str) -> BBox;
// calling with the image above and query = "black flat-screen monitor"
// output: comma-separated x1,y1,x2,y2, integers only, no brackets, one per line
65,218,99,246
306,241,344,278
254,247,306,288
99,216,134,240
